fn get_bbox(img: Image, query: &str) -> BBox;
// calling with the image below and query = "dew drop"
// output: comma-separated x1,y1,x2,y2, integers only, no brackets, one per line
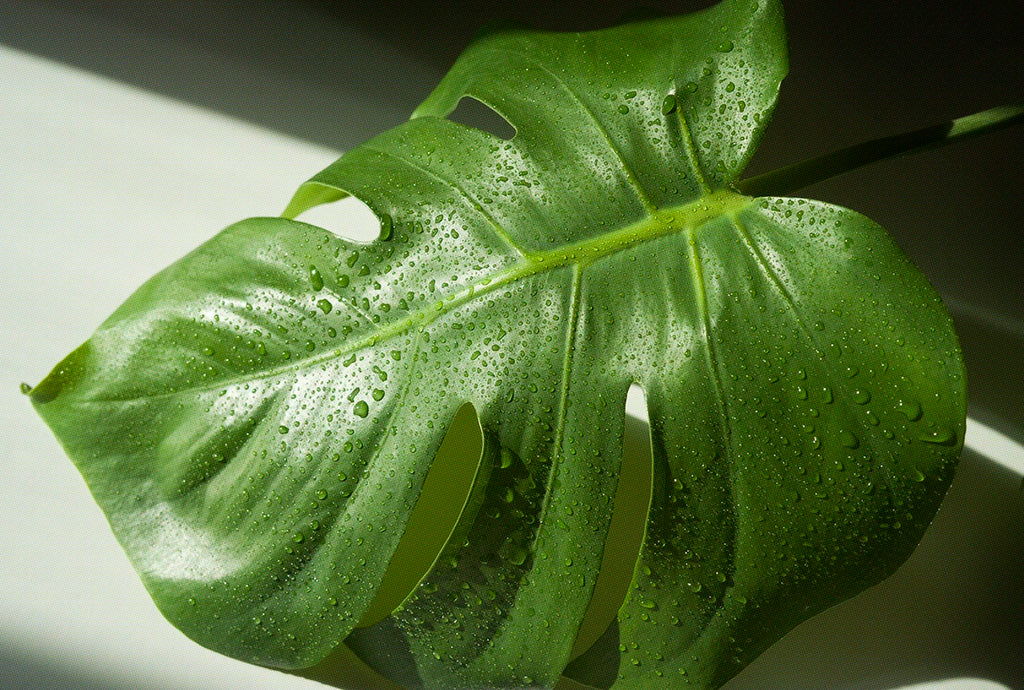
852,388,871,405
918,426,957,446
507,546,528,566
317,299,333,314
716,40,734,52
897,398,923,421
309,266,324,291
661,94,678,115
379,213,393,240
838,430,859,449
353,400,369,418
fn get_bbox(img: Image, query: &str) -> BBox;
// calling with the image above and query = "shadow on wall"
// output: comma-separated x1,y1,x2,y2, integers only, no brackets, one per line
0,640,161,690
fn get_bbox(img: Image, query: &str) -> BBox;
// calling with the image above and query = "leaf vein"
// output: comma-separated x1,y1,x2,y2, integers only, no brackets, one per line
685,229,739,585
81,195,751,405
535,264,584,534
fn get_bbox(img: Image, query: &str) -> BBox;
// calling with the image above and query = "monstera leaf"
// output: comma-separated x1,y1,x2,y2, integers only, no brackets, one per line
30,0,967,687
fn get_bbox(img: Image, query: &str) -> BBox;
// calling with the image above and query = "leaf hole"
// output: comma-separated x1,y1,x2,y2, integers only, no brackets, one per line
564,384,652,675
447,96,516,140
293,193,384,243
356,402,484,627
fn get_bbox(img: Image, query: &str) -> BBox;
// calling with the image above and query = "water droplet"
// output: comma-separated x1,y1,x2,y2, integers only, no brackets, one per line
317,298,333,314
353,400,369,418
379,213,393,240
661,94,678,115
852,388,871,405
507,545,528,566
19,382,32,395
897,398,923,421
309,266,324,291
838,430,859,449
618,104,629,114
372,388,385,401
918,426,957,446
278,425,289,434
716,40,734,52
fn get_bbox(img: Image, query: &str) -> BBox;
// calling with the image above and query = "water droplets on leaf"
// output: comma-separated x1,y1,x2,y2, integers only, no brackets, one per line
918,425,957,446
897,397,923,422
309,266,324,292
837,430,859,449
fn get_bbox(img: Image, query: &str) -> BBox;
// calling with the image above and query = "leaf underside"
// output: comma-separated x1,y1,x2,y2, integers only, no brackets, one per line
31,0,965,688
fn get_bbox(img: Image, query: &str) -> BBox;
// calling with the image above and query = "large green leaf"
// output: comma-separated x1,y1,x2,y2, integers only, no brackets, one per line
30,0,965,688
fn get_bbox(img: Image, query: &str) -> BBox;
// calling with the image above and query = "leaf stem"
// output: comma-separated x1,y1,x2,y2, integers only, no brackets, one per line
736,102,1024,197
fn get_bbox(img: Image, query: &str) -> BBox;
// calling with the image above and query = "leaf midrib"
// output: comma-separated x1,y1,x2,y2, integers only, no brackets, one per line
88,189,752,403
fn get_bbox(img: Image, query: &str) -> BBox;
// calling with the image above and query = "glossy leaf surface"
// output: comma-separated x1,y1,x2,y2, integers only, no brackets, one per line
30,0,965,687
